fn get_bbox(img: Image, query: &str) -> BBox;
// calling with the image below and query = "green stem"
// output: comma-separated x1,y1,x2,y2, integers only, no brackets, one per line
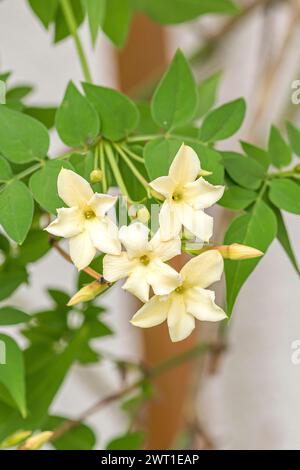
99,142,107,193
122,145,144,163
104,143,129,198
60,0,92,83
127,134,162,143
93,146,99,171
114,144,150,191
14,162,44,181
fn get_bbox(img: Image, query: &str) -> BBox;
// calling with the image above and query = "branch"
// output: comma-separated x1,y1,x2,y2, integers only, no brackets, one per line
50,239,104,282
50,342,225,442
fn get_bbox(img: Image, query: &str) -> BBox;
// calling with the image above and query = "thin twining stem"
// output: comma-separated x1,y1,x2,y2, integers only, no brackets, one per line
104,142,130,199
99,142,108,193
60,0,92,83
51,240,103,282
50,342,224,442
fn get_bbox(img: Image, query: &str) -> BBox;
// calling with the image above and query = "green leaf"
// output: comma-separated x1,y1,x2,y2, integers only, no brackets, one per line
0,106,49,163
224,200,277,315
28,0,59,28
18,229,50,264
0,266,28,301
103,0,132,47
144,138,182,180
0,156,13,182
56,82,99,147
222,152,265,190
0,181,34,243
6,86,33,103
30,160,73,214
48,289,70,307
82,0,106,45
54,0,84,43
25,106,57,130
219,185,257,210
271,205,300,276
200,98,246,142
240,140,270,171
0,307,30,326
268,126,292,168
195,71,222,119
135,0,238,24
151,50,198,130
135,102,160,135
83,83,139,141
69,151,94,181
268,178,300,214
106,431,144,450
44,415,96,450
286,121,300,157
189,143,224,185
0,334,26,417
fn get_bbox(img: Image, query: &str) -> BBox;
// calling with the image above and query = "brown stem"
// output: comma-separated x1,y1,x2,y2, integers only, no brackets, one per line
50,342,224,443
51,240,103,282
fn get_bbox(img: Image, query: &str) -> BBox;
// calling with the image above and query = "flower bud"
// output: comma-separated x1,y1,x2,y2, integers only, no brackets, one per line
217,243,263,260
0,430,32,449
198,169,213,177
18,431,53,450
68,280,107,306
136,207,150,223
90,169,103,183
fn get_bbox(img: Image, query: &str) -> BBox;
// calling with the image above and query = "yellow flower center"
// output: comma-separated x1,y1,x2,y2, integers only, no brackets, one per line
139,254,150,266
84,209,96,220
175,285,184,294
172,192,183,202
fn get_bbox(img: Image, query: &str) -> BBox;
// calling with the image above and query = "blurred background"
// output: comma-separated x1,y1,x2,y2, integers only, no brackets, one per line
1,0,300,449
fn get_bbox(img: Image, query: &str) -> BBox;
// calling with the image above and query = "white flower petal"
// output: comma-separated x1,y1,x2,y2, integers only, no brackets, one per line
87,217,121,255
178,203,213,242
88,193,118,218
185,287,227,322
57,169,94,208
130,296,170,328
69,230,96,270
148,230,181,261
158,200,182,241
181,250,224,289
45,207,84,238
149,175,176,198
167,296,195,342
119,222,149,258
184,178,225,209
122,268,150,302
147,258,181,296
169,144,200,186
103,252,137,282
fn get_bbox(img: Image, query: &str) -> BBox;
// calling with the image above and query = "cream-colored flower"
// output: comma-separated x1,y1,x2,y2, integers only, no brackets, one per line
131,250,227,342
150,144,224,242
45,169,121,270
103,222,181,302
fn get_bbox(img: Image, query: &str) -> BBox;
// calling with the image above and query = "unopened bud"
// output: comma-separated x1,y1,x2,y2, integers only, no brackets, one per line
217,243,263,260
68,280,107,306
90,169,103,183
0,430,32,449
198,169,213,177
136,207,150,223
19,431,53,450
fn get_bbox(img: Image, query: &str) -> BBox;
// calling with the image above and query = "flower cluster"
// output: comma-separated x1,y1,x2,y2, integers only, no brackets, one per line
46,144,227,342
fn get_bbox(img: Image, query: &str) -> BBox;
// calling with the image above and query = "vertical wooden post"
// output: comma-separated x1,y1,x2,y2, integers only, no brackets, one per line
115,15,197,449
